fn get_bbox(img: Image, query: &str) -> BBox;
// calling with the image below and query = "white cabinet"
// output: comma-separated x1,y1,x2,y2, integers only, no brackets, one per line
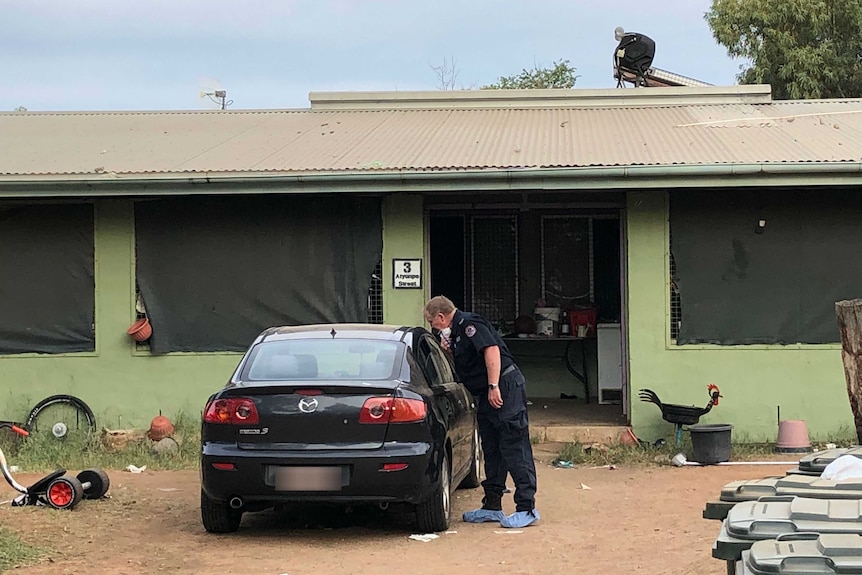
597,323,622,404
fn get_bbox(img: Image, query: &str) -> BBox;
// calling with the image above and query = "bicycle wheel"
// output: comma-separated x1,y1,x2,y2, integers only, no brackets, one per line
25,395,96,443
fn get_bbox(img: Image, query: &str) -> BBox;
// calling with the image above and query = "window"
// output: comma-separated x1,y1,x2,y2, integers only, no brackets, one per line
134,196,383,353
428,340,457,384
416,337,444,386
541,216,592,308
669,188,862,345
669,249,681,341
470,216,518,328
243,339,403,381
367,260,384,324
430,211,621,332
0,204,95,354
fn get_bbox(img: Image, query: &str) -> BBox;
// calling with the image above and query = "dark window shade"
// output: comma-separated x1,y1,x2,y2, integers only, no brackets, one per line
670,188,862,345
135,196,382,354
0,204,95,354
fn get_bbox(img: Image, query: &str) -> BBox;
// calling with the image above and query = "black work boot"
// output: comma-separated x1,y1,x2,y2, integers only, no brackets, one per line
481,493,503,511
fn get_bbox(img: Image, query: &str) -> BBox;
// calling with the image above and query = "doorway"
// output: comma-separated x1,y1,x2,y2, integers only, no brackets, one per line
428,204,628,422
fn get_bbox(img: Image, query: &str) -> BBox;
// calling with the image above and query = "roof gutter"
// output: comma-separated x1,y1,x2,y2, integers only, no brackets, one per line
2,163,862,198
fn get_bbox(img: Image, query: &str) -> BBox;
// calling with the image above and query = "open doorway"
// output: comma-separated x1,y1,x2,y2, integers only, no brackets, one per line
428,206,628,423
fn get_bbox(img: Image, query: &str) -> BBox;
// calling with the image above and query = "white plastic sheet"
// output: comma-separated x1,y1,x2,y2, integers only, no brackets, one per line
821,454,862,481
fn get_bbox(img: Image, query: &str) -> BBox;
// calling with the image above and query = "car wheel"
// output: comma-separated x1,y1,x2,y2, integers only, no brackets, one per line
200,489,242,533
415,451,450,532
459,429,482,489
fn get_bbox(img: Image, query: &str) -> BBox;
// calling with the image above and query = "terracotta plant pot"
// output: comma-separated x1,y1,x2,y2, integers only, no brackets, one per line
127,318,152,342
776,419,812,453
147,414,175,441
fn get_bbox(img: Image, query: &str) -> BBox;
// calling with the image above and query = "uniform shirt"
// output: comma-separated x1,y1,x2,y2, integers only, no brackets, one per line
449,309,515,395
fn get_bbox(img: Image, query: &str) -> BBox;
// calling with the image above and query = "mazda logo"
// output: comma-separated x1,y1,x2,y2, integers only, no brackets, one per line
298,397,319,413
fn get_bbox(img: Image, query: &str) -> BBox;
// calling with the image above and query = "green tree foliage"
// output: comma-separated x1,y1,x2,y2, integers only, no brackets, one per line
705,0,862,99
482,59,579,89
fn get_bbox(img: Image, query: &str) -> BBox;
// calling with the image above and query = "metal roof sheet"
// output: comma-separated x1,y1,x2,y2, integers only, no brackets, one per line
2,93,862,179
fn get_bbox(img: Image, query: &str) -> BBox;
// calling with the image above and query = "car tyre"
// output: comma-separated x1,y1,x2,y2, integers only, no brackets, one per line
459,429,482,489
415,451,450,532
200,489,242,533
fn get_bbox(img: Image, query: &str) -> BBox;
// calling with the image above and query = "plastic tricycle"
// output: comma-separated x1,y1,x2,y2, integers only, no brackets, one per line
0,422,110,509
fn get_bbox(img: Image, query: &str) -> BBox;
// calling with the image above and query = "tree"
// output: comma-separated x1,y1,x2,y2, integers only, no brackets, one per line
430,57,460,91
482,59,579,90
836,299,862,443
705,0,862,99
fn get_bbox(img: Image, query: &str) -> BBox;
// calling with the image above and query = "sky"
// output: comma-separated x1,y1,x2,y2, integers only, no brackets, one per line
0,0,745,112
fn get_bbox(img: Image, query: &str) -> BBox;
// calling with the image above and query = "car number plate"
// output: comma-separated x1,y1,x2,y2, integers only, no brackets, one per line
273,466,342,491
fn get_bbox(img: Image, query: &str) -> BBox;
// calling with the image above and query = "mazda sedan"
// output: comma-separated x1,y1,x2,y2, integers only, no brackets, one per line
200,324,480,533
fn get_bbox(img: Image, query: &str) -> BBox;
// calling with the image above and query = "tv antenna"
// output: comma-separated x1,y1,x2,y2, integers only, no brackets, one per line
197,77,233,109
201,89,233,110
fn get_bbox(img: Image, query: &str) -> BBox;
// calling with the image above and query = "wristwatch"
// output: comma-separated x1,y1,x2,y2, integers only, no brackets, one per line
488,383,499,390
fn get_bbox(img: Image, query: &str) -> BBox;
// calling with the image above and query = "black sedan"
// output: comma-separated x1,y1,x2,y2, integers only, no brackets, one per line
200,323,481,533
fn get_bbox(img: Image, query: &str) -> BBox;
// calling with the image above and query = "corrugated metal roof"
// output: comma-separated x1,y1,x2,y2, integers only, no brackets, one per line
3,91,862,179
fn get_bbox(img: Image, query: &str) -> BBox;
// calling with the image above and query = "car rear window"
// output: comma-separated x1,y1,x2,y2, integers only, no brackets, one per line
242,339,403,381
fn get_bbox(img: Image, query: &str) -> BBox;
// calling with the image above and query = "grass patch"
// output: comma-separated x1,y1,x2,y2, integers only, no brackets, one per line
555,432,862,468
0,410,200,473
0,526,45,571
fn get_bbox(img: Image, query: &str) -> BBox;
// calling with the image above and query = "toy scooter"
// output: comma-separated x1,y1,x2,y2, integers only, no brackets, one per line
0,422,110,509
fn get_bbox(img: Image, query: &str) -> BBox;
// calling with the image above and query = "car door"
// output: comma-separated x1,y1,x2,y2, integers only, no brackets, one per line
424,335,473,480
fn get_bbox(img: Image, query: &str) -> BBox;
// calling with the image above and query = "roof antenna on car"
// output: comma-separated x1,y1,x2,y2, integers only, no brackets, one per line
330,328,337,338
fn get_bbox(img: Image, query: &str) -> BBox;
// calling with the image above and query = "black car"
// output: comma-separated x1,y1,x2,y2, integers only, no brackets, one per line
200,323,480,533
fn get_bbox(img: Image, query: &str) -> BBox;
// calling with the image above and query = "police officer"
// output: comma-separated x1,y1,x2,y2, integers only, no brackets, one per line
424,295,540,528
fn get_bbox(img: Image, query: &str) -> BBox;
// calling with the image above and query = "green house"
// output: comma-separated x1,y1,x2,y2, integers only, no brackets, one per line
1,85,858,441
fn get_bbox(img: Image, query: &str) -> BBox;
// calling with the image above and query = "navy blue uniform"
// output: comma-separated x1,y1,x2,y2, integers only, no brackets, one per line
449,310,537,512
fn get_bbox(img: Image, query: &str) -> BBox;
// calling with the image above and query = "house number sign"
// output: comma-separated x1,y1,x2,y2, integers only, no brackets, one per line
392,259,422,289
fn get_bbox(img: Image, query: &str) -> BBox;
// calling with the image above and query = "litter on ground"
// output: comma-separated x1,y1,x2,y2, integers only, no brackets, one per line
408,533,440,542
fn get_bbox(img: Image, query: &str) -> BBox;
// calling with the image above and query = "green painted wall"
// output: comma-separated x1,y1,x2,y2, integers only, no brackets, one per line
0,195,427,429
626,190,854,442
0,200,242,428
2,191,853,441
382,193,426,326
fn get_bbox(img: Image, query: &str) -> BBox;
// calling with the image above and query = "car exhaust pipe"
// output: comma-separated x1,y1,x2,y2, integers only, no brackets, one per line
229,496,244,509
378,502,389,510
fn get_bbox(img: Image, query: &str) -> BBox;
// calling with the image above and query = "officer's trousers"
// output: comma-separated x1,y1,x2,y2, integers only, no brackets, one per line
476,365,538,512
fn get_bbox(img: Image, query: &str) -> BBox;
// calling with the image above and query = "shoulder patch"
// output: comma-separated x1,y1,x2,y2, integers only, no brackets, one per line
465,325,477,337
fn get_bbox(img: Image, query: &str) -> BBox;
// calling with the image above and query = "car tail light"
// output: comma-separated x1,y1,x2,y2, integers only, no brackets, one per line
204,398,260,425
359,398,426,424
212,462,236,471
380,463,409,472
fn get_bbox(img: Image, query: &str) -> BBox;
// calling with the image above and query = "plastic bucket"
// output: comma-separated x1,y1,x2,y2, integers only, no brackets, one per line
534,307,560,336
689,423,732,464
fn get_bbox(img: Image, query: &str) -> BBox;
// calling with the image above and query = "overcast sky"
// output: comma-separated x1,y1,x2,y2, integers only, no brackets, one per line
1,0,744,112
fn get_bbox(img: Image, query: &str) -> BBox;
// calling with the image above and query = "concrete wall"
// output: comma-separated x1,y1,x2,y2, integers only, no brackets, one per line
0,195,425,428
626,190,854,442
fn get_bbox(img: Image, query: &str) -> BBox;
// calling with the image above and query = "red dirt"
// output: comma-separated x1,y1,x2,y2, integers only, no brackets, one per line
1,450,787,575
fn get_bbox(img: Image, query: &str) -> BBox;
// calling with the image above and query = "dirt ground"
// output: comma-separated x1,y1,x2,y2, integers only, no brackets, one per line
0,447,791,575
